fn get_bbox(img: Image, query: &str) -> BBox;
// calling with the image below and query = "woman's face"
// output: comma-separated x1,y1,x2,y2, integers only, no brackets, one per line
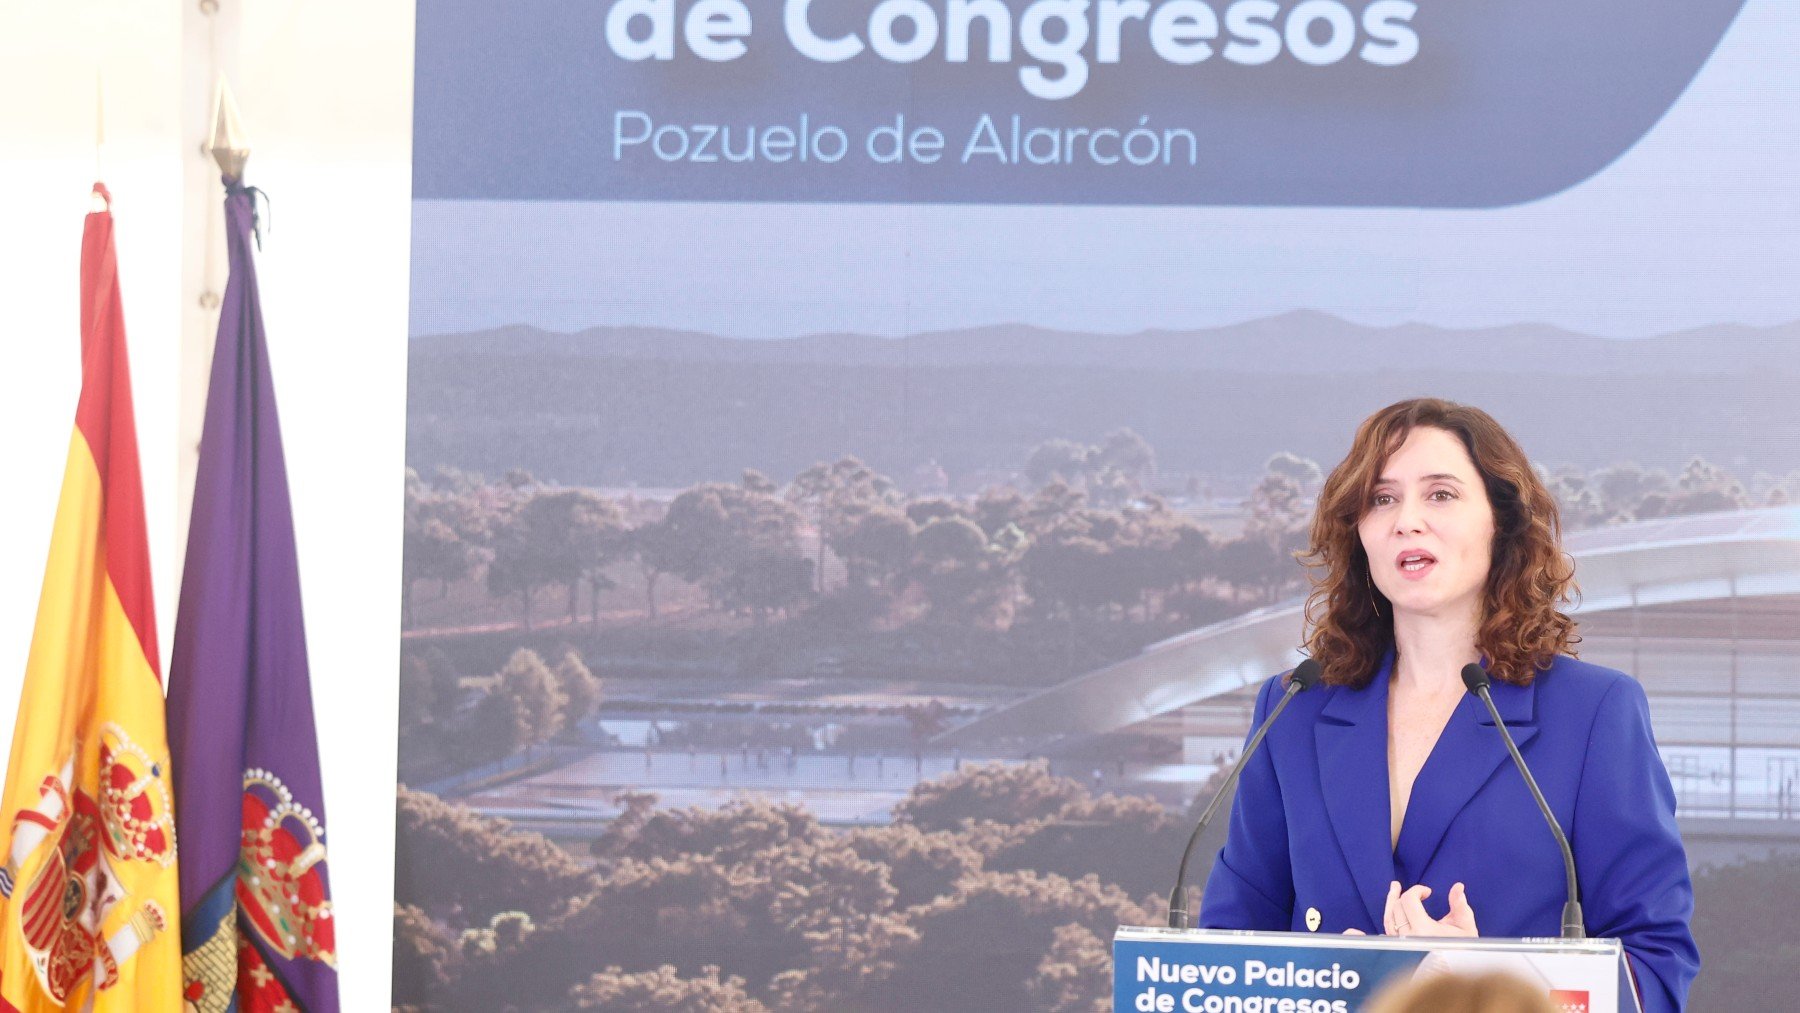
1356,426,1496,624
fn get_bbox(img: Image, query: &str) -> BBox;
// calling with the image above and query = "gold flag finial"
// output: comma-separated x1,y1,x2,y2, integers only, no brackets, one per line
208,75,250,181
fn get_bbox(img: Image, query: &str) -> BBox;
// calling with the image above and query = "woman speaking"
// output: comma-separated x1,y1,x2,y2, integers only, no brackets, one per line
1197,398,1699,1012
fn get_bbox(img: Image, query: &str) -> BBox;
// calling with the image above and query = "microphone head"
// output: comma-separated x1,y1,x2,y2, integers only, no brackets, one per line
1460,662,1491,693
1288,658,1323,691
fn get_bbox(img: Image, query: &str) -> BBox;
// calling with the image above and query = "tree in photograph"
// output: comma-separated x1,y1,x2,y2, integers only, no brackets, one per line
1161,515,1215,597
486,518,549,630
1758,468,1800,506
893,761,1088,833
863,870,1153,1011
631,512,686,621
1028,922,1114,1013
1592,463,1672,520
1215,535,1285,603
468,688,532,763
833,505,916,595
902,699,951,747
1021,523,1117,620
987,791,1187,899
1097,503,1177,619
1024,479,1087,535
844,823,986,909
768,912,919,1010
401,471,489,628
498,647,567,746
1660,456,1752,516
721,550,813,625
397,648,473,775
1023,503,1194,621
1085,466,1139,508
487,487,628,629
788,456,904,594
1094,428,1158,493
1264,450,1322,492
426,464,483,494
458,910,537,966
657,482,810,617
397,652,442,736
974,486,1029,538
905,497,969,527
392,903,453,1007
412,645,467,725
392,788,594,924
1540,464,1610,530
557,489,631,622
458,856,745,1009
908,516,1016,622
488,838,897,1010
599,798,826,866
1025,438,1094,490
553,648,604,730
654,486,738,603
1024,429,1159,505
1245,467,1308,551
570,965,770,1012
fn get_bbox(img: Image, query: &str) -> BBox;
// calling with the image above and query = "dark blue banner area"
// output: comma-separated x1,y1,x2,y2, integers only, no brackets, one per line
415,0,1744,207
1114,937,1423,1012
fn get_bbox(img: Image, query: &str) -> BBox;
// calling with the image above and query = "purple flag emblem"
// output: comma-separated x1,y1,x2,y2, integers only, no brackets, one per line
167,181,340,1012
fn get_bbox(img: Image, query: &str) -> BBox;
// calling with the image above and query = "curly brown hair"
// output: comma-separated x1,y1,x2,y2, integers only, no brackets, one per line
1301,398,1578,688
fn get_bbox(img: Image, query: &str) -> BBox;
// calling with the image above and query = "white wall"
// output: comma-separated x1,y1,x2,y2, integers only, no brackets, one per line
0,1,410,1007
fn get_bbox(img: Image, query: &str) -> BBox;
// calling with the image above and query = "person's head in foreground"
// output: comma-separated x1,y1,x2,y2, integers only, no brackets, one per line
1364,969,1557,1013
1302,396,1578,688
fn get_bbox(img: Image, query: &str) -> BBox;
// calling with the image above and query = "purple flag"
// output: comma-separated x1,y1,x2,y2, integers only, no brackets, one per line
167,181,339,1012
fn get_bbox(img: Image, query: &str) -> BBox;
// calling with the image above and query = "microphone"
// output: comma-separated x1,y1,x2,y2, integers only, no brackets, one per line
1167,658,1322,929
1461,662,1584,940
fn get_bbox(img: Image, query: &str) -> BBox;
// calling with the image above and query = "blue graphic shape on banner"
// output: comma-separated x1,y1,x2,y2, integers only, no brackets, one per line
414,0,1746,207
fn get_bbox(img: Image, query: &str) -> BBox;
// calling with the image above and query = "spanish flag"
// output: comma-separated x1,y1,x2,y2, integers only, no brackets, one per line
0,188,182,1011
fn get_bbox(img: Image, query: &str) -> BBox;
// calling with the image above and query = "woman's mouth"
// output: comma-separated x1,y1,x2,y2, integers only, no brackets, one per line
1396,550,1437,579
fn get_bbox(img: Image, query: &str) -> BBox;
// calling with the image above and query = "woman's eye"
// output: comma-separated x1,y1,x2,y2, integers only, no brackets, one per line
1430,489,1457,501
1371,493,1394,507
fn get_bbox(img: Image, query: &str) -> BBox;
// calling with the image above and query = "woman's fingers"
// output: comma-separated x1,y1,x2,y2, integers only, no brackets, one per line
1385,882,1479,937
1398,884,1435,935
1383,881,1402,935
1445,881,1479,934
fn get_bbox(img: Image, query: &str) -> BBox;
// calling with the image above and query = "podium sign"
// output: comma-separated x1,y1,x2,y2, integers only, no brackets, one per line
1114,927,1637,1013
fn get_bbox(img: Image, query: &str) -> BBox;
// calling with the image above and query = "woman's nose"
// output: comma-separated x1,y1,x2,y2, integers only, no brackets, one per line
1394,498,1425,535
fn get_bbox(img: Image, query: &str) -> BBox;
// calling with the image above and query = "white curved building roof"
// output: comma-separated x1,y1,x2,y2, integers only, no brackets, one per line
936,506,1800,745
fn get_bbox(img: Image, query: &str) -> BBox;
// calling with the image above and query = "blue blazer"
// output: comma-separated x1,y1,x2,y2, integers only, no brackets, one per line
1198,654,1699,1012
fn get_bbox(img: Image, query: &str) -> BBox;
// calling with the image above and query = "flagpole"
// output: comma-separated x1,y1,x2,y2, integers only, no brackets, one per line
95,68,104,185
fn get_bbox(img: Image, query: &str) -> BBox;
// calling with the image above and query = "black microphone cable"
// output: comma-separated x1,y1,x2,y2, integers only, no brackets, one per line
1461,662,1584,939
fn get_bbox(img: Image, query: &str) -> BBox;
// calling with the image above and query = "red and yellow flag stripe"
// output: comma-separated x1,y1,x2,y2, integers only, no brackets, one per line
0,195,182,1012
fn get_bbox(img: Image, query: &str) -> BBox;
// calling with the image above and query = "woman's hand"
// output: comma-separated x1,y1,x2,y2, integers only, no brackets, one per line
1383,880,1478,937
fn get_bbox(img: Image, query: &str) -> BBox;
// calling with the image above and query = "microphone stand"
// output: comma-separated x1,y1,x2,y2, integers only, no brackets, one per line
1462,663,1584,940
1167,659,1320,929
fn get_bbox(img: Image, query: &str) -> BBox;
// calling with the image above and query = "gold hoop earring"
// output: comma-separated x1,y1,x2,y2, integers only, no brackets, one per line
1366,569,1384,618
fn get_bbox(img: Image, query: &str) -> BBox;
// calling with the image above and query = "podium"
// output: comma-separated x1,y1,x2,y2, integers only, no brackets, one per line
1114,926,1641,1013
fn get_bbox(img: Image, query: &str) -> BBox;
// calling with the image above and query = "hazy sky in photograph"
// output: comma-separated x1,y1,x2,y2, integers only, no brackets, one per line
409,1,1800,340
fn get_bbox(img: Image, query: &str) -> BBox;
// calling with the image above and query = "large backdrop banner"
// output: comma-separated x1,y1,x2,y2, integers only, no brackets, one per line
393,2,1800,1009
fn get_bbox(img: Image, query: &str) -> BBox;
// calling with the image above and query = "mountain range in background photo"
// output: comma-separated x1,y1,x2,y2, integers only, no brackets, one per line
406,311,1800,490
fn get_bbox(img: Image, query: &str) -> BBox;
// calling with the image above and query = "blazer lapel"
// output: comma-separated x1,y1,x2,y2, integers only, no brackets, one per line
1394,676,1539,881
1315,657,1396,929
